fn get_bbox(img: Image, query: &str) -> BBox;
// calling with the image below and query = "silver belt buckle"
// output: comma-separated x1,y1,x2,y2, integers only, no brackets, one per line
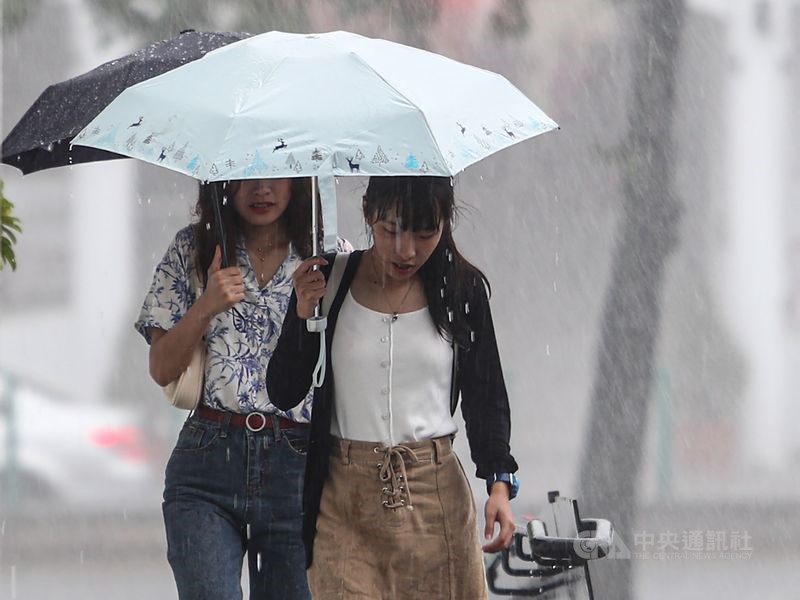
245,412,267,432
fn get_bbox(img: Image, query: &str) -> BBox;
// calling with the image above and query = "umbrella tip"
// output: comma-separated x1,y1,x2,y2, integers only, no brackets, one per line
179,29,195,35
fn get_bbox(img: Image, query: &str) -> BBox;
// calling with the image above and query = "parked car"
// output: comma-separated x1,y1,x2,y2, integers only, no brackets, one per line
0,369,160,514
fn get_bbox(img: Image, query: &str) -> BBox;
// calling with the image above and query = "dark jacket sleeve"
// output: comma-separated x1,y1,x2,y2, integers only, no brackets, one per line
458,281,519,480
266,256,334,411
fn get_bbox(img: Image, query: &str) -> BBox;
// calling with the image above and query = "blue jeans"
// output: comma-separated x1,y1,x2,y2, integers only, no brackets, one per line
163,412,311,600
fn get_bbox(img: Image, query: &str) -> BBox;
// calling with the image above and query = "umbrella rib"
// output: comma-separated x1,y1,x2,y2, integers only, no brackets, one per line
214,54,292,178
348,53,445,168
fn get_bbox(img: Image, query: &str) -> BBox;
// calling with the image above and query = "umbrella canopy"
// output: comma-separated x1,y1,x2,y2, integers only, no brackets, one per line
73,30,556,184
2,29,250,175
74,30,557,251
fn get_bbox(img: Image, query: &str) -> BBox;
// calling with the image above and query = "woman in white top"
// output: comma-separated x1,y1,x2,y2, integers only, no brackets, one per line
267,176,519,600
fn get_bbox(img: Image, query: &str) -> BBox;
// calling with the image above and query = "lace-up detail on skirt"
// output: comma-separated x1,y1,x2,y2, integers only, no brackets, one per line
376,444,419,509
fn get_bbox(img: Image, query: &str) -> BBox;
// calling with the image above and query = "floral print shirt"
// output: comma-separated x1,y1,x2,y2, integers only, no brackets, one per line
135,225,349,420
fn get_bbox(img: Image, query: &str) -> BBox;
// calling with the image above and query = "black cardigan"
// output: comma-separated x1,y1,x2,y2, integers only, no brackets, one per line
266,250,518,567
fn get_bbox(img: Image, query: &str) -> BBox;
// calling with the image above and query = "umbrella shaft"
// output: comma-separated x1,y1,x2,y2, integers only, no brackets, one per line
211,184,229,267
312,177,321,319
312,177,319,257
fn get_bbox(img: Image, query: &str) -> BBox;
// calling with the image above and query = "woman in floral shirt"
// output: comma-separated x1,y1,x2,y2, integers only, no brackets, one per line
135,178,349,600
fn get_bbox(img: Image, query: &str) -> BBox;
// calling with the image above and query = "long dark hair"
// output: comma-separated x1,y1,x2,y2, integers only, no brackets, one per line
363,176,489,349
193,178,315,286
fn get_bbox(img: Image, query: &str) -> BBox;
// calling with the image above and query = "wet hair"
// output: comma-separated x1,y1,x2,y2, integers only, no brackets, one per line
363,176,489,349
193,178,315,286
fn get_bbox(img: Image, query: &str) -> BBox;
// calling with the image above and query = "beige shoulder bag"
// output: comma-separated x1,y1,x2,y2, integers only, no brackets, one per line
162,343,206,410
162,276,206,411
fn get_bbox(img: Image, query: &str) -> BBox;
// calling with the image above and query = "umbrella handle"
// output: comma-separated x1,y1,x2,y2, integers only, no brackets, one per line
210,183,229,267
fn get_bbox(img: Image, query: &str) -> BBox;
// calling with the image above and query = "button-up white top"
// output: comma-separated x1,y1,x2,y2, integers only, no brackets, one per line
330,291,457,445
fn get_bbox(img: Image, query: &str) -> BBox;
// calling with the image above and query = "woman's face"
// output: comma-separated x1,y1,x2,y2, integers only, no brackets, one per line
231,178,292,227
370,210,443,281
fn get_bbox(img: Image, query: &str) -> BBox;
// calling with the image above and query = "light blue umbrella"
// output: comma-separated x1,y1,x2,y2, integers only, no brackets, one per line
73,30,558,385
73,30,557,252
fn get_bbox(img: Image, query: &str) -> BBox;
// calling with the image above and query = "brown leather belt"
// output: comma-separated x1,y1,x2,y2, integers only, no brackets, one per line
196,404,308,432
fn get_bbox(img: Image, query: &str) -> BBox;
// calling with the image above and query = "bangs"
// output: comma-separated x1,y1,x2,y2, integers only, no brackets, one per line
364,176,452,232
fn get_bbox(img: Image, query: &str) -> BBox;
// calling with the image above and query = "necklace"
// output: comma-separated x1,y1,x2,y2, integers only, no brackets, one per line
369,250,415,321
249,237,276,286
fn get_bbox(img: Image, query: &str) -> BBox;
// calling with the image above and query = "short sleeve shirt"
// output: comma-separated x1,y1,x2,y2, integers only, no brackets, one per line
135,226,348,420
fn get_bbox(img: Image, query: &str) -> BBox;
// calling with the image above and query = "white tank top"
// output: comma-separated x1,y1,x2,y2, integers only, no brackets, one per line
330,291,457,445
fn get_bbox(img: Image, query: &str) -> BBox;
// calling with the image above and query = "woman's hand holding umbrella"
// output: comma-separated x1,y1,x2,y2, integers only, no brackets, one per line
199,245,245,317
292,256,329,319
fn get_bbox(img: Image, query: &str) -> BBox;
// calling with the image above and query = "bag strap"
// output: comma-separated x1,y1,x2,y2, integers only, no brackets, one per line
310,252,351,389
322,252,350,316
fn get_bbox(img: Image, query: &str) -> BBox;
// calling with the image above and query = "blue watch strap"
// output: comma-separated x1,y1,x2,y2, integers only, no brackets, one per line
487,472,519,500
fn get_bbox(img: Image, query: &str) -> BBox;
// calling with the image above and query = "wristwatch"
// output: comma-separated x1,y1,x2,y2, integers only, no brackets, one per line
486,472,519,500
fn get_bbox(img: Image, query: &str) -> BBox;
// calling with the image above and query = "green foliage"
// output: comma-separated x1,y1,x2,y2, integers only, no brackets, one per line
1,181,22,271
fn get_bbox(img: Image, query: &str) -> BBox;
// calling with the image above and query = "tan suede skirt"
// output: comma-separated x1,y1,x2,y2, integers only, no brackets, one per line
308,436,488,600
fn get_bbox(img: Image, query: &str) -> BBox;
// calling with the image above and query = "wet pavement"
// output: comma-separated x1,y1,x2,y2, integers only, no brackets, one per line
3,517,798,600
6,554,799,599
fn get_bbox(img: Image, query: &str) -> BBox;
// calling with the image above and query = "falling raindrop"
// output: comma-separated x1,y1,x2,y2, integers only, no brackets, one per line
247,523,252,539
222,195,228,206
440,288,445,298
546,344,551,356
555,252,560,266
464,302,470,314
233,494,239,509
553,282,558,293
479,175,484,181
206,222,212,231
447,309,454,322
442,275,447,285
45,142,53,152
257,552,263,572
226,447,231,462
470,331,476,343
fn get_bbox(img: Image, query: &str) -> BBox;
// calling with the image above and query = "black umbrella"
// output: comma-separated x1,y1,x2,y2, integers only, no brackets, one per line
2,29,250,175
